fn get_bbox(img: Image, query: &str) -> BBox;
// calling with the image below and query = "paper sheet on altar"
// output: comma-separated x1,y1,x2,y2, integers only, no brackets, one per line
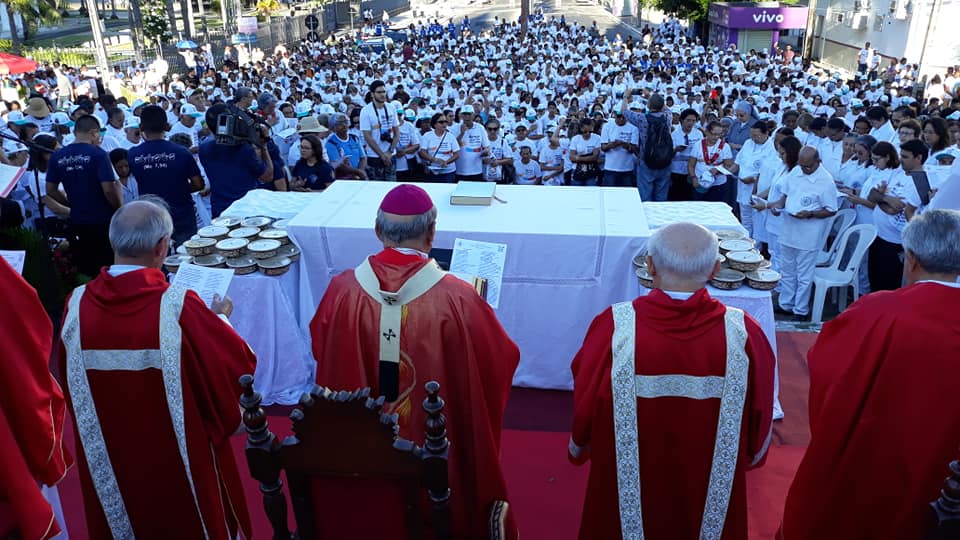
450,238,507,309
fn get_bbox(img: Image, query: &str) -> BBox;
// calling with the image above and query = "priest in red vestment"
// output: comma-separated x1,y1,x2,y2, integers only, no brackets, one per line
309,184,520,539
0,256,72,540
781,209,960,539
569,222,776,540
56,197,256,539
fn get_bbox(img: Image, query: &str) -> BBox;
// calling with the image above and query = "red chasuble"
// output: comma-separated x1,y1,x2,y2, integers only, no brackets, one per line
310,249,520,539
569,289,775,540
781,282,960,539
0,258,71,540
56,268,255,540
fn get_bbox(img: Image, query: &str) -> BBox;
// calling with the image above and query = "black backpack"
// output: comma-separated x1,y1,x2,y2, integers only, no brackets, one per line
643,113,676,170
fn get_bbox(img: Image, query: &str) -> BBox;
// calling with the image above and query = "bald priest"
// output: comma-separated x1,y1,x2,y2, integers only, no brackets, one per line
569,222,776,540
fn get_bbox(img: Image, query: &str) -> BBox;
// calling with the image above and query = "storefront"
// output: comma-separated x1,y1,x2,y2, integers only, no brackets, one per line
708,2,808,53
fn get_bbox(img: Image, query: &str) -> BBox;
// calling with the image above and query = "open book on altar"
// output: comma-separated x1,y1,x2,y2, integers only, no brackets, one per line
450,181,496,206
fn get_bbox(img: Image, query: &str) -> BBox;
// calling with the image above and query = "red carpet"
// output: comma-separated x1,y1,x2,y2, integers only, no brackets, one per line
54,331,816,540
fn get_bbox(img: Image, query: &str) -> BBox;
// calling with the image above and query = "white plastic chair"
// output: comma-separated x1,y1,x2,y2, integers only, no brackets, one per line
816,208,856,267
810,224,878,324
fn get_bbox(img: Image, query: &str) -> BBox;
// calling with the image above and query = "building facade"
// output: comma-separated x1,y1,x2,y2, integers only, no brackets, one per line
707,2,809,52
810,0,960,75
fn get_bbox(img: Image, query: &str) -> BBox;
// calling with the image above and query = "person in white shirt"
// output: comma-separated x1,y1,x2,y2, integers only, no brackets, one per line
754,134,803,275
482,119,514,183
569,117,602,186
394,109,421,181
116,116,142,150
670,108,703,201
817,118,847,180
450,104,489,181
729,120,777,237
769,146,839,320
600,110,639,187
538,129,566,186
866,106,898,145
866,139,924,291
360,80,400,181
514,146,542,185
168,103,203,151
688,120,734,203
418,113,460,183
858,43,871,74
839,134,879,295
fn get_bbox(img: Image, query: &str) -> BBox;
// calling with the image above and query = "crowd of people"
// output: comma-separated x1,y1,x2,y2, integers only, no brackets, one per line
2,9,960,540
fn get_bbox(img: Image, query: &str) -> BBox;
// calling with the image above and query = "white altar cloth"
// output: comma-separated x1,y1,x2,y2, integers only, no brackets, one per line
227,264,315,405
221,189,323,219
643,201,748,235
287,181,651,390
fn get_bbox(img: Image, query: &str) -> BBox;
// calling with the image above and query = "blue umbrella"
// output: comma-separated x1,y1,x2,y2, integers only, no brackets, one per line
231,33,257,45
176,39,198,49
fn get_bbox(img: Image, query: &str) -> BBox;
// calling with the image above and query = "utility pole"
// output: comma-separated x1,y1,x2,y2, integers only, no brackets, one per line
84,0,110,75
520,0,528,37
801,0,819,61
918,0,943,79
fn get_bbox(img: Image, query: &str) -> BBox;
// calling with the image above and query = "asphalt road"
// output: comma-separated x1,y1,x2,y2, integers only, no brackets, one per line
422,0,648,41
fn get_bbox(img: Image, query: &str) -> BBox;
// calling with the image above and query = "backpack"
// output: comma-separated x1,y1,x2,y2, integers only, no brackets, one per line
643,113,676,170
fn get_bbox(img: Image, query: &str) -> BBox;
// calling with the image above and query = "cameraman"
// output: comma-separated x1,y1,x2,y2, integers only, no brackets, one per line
198,103,274,218
360,80,399,181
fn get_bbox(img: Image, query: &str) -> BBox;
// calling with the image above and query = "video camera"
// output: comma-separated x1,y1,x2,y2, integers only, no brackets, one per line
214,104,264,146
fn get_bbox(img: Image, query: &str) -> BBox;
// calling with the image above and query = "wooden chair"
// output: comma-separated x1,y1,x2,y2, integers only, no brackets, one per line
240,375,451,540
928,451,960,539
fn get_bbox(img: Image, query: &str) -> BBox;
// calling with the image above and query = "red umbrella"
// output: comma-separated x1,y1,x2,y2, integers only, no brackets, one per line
0,52,39,75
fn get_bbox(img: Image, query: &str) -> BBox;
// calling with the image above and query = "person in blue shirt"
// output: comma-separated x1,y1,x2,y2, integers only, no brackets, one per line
325,113,367,179
198,104,274,218
45,114,122,277
291,135,335,191
128,105,204,246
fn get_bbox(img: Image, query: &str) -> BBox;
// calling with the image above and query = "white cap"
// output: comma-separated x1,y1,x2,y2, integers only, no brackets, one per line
123,116,140,129
180,103,203,118
461,104,475,114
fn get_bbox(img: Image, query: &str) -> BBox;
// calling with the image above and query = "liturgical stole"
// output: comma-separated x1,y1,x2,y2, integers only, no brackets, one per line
353,257,446,400
609,302,749,540
61,285,209,540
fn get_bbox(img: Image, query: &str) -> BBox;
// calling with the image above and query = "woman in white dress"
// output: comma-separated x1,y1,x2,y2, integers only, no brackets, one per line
752,134,803,275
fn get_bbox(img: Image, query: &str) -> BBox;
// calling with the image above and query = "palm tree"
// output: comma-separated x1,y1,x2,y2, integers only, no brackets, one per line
5,0,61,51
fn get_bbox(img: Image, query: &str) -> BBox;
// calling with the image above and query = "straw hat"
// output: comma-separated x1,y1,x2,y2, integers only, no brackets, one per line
24,97,50,119
297,116,329,135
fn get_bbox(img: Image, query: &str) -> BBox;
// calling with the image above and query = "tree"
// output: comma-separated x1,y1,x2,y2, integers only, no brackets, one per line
5,0,61,50
142,0,172,46
255,0,280,20
655,0,708,21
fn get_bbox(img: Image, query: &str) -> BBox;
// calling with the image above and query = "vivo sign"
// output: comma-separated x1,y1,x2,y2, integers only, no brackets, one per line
709,4,808,30
753,11,786,23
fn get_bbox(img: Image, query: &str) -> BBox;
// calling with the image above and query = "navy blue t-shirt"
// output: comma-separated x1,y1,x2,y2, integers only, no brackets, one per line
291,159,335,190
127,139,201,224
198,140,267,217
46,143,116,224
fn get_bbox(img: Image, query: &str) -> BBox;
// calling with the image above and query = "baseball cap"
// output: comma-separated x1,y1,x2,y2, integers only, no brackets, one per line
50,111,75,128
461,104,475,114
180,103,203,118
123,116,140,129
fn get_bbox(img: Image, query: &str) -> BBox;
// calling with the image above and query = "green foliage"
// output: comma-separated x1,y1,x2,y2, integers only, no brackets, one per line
0,227,67,314
0,38,11,49
654,0,709,20
142,0,172,45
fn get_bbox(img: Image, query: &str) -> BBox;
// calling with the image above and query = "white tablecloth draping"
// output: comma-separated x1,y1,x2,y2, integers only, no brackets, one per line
227,264,315,405
287,181,651,390
643,201,748,235
220,189,324,219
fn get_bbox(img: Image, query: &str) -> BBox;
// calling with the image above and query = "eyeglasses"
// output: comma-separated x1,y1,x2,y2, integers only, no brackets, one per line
437,120,448,125
486,126,499,131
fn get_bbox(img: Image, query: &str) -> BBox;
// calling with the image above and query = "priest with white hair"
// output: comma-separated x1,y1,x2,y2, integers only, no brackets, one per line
569,221,776,540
